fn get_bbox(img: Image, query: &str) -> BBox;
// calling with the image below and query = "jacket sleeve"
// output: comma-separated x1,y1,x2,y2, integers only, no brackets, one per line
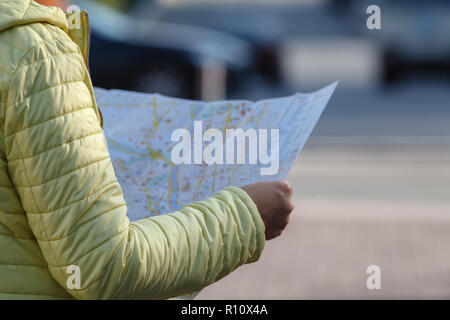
4,37,265,299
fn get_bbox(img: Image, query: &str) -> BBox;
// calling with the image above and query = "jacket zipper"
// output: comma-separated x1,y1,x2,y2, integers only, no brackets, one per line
82,11,91,73
81,11,103,128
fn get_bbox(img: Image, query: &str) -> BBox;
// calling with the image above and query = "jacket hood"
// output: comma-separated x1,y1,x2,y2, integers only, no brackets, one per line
0,0,68,33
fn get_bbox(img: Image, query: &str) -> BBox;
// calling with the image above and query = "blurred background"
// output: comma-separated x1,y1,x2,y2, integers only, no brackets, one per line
39,0,450,298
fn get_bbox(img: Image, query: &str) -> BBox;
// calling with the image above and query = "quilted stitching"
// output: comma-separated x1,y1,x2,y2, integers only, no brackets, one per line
0,0,265,300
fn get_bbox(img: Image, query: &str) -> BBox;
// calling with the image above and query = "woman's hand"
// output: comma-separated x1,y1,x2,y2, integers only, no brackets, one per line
241,180,294,240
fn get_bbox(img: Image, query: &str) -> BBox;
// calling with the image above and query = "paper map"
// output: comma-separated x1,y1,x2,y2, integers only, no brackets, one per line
94,82,337,221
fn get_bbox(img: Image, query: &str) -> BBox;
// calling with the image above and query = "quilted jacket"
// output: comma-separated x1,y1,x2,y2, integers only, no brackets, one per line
0,0,265,299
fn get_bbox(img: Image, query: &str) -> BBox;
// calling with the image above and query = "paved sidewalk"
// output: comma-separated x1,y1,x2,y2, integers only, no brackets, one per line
197,137,450,299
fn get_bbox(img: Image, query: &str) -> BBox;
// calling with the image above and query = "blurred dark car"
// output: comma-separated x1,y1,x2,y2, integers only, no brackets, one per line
129,1,302,85
78,0,253,99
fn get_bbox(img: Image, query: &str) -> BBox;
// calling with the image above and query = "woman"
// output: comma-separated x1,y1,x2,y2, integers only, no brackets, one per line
0,0,294,299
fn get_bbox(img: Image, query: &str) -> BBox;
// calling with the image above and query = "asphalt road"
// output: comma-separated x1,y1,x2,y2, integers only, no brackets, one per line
197,136,450,299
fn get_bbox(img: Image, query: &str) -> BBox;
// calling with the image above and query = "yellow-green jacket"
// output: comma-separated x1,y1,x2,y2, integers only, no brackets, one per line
0,0,265,299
